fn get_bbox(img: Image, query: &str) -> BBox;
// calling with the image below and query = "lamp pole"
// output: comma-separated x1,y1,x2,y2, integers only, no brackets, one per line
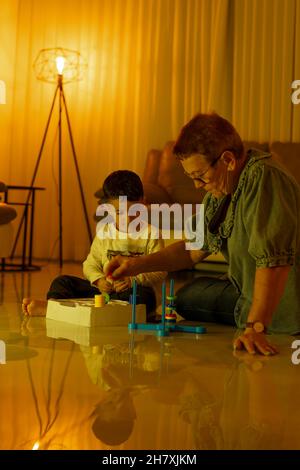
10,53,92,269
58,73,63,268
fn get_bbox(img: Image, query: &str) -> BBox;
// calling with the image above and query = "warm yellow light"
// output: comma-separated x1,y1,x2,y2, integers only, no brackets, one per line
56,56,65,75
32,441,40,450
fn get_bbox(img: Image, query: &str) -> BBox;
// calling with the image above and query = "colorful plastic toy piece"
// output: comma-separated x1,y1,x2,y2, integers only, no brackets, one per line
164,278,177,323
94,294,105,307
106,273,114,285
128,279,206,336
101,292,110,304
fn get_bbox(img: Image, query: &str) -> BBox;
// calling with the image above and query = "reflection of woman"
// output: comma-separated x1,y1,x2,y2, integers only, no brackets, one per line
106,113,300,355
221,352,283,450
178,375,224,450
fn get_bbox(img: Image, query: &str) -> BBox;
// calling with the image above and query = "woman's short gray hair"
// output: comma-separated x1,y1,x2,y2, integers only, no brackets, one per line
174,112,244,163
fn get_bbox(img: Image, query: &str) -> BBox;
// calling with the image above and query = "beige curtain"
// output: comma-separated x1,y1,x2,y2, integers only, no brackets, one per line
232,0,300,142
0,0,299,261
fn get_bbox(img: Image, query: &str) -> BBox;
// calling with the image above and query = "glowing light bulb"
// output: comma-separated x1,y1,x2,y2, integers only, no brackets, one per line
32,441,40,450
56,56,65,75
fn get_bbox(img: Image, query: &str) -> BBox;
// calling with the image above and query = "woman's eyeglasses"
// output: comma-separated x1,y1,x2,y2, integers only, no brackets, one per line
183,150,228,184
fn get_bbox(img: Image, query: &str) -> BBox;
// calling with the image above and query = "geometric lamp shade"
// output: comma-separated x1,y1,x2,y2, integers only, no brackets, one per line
33,47,87,84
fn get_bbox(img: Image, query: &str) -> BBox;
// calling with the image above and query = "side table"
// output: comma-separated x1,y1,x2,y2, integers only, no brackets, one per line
1,185,45,271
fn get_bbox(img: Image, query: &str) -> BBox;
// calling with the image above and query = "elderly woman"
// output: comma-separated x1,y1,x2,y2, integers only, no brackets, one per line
106,113,300,355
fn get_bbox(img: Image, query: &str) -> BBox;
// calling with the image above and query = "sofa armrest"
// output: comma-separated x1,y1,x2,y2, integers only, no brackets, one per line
270,142,300,185
143,149,161,184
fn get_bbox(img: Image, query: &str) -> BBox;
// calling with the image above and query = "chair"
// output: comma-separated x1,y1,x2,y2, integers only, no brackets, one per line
0,182,17,260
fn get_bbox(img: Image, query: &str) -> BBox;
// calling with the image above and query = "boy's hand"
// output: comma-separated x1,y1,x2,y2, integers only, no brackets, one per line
114,277,131,293
96,278,114,293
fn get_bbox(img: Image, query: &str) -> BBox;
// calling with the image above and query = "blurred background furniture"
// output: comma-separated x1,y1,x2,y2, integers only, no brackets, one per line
0,182,17,265
0,184,45,271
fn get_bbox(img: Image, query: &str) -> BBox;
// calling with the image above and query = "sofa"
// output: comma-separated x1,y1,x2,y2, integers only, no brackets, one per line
0,182,17,259
142,140,300,272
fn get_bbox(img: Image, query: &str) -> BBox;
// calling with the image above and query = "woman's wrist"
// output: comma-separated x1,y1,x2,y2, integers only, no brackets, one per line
245,321,267,333
127,255,148,276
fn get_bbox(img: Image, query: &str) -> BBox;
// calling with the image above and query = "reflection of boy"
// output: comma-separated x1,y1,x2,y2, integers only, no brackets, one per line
22,171,166,318
82,340,160,446
84,341,223,449
90,388,137,446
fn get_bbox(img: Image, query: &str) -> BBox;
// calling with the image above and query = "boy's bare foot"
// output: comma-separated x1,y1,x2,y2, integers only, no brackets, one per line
22,298,31,315
22,298,47,316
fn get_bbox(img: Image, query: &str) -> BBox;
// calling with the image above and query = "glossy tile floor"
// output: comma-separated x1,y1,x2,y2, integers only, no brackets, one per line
0,263,300,450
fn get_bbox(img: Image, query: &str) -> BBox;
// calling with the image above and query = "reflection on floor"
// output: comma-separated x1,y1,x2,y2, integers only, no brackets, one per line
0,262,299,450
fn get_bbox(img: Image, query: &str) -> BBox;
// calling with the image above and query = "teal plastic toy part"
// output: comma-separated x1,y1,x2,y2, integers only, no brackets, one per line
128,322,206,335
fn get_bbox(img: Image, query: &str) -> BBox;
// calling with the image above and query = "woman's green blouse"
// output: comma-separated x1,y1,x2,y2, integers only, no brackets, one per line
202,149,300,334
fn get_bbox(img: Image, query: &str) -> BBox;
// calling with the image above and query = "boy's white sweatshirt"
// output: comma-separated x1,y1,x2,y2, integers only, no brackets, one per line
83,223,167,286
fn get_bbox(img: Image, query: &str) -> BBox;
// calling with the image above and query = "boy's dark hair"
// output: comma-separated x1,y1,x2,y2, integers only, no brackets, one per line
92,417,134,445
103,170,144,201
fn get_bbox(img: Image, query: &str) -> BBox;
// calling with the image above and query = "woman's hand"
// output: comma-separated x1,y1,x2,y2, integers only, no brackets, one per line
96,278,114,293
233,329,278,355
104,255,138,279
114,277,131,293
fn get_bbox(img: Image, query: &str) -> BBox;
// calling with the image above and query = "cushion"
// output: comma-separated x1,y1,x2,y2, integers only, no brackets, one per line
270,142,300,185
157,141,203,203
143,183,172,204
0,203,17,225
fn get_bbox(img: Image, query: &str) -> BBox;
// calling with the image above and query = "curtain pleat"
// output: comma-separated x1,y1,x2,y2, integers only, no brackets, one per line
232,0,298,141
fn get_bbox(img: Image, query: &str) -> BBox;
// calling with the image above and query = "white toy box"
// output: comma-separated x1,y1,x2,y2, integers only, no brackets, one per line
46,319,143,347
46,298,146,327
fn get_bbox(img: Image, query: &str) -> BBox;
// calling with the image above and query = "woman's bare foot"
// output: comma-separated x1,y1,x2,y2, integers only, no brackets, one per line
22,298,47,316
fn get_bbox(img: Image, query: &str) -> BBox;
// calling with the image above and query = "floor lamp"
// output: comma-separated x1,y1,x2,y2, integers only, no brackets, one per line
11,48,92,268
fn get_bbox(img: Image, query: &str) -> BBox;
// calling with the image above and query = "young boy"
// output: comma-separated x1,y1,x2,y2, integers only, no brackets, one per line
22,170,166,318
